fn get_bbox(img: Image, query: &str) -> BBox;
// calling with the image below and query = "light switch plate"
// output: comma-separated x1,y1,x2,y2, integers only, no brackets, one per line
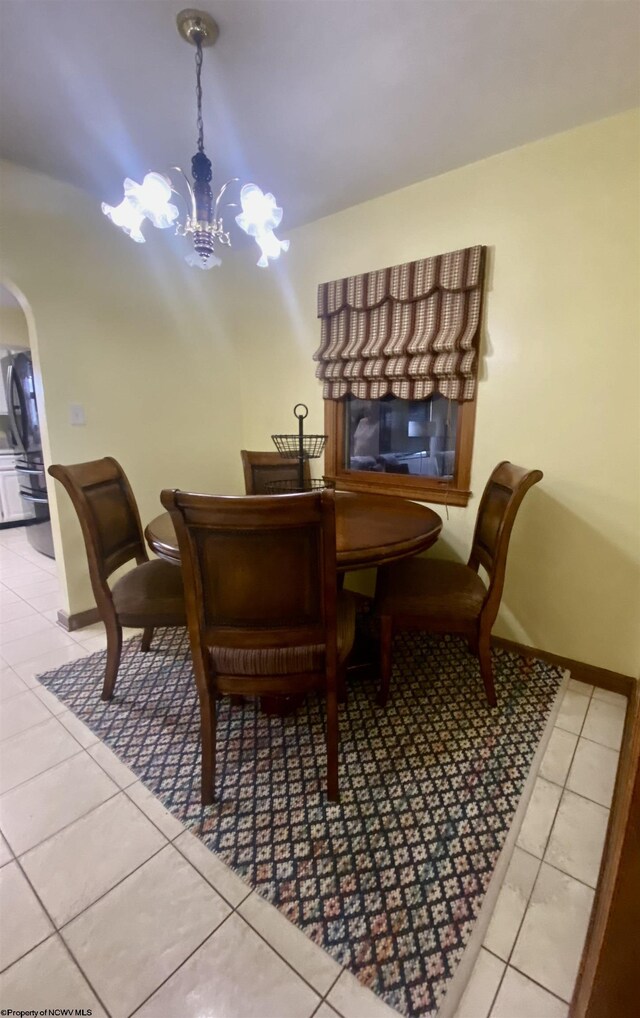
69,403,86,426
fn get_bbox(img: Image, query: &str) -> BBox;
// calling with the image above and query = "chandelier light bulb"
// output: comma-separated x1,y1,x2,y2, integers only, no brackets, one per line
124,173,179,229
101,196,147,243
100,10,288,271
236,184,290,267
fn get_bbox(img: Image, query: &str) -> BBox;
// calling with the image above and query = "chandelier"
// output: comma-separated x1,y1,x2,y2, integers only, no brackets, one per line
102,9,288,270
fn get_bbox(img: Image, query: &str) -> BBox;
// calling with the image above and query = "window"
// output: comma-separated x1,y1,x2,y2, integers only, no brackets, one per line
316,245,485,506
324,393,476,505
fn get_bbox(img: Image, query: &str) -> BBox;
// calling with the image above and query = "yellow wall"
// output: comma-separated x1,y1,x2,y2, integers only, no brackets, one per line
0,304,30,349
228,110,640,676
1,111,638,676
0,160,243,615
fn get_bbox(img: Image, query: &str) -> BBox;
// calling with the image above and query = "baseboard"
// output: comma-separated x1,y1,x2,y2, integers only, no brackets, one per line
57,606,101,632
491,636,635,697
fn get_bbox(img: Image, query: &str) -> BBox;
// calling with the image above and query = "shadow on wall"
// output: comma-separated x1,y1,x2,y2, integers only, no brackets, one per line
503,486,639,675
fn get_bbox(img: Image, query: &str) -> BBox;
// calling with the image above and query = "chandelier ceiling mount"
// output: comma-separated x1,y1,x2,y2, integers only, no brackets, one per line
101,8,288,271
176,9,219,48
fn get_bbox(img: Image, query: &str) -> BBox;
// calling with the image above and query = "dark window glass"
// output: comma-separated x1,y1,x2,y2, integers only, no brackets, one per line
344,395,458,480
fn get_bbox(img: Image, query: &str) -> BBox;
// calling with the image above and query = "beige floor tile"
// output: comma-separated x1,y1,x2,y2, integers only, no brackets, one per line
0,861,53,969
88,742,139,788
136,912,320,1018
515,777,562,859
0,599,38,623
0,627,76,666
173,830,252,907
566,738,619,808
0,689,52,741
56,709,99,748
452,948,505,1018
545,790,609,888
328,971,401,1018
24,591,64,613
491,966,568,1017
63,845,231,1018
0,752,118,855
5,578,61,601
0,667,27,701
591,688,628,707
21,792,166,926
0,717,81,795
12,643,90,684
0,934,108,1017
538,728,578,786
0,565,53,588
581,699,625,751
511,863,594,1002
31,684,67,715
69,623,106,644
314,1005,342,1018
0,832,12,867
78,634,109,653
554,689,590,735
483,847,539,960
125,780,186,839
0,587,21,605
0,613,54,645
566,678,593,697
239,890,342,994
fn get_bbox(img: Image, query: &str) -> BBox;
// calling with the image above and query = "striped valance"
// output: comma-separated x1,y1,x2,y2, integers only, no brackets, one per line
314,245,486,401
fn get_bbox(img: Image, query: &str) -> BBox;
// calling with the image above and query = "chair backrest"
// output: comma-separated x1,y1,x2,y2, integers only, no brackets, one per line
48,458,147,602
161,488,338,662
468,460,543,617
241,449,311,495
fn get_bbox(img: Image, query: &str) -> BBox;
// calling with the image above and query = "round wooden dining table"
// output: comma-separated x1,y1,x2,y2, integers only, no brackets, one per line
145,490,442,571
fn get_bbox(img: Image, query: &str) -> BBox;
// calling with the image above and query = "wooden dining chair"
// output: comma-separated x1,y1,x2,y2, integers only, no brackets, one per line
160,487,356,804
49,457,186,701
241,449,311,494
375,461,543,708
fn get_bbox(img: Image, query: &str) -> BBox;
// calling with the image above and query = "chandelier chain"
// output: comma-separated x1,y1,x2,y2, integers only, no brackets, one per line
195,37,204,153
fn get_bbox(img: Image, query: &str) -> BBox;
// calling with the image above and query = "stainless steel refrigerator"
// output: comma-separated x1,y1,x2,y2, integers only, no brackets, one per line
1,352,54,557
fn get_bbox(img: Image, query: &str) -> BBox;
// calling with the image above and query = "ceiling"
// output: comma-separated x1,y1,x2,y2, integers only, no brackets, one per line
1,1,638,231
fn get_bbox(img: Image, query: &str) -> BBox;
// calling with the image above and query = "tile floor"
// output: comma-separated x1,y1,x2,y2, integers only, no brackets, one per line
0,527,627,1018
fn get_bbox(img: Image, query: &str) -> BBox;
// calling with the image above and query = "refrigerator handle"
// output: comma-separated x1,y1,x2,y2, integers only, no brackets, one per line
7,364,28,455
20,492,49,505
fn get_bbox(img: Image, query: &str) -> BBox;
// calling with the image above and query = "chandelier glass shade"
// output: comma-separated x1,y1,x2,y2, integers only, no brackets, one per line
102,9,288,270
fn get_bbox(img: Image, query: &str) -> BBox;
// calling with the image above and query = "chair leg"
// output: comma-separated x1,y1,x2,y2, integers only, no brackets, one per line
199,691,217,806
377,615,393,707
141,626,154,652
478,630,497,707
102,619,123,701
326,669,339,803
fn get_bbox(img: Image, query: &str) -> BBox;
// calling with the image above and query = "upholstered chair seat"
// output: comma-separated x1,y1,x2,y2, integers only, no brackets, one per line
376,558,487,624
111,559,186,625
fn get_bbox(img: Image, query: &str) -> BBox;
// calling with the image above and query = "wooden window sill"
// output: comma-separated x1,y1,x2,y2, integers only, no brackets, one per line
324,471,471,507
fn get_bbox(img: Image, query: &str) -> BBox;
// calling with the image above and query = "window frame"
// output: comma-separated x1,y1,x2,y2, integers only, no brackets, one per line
323,395,477,506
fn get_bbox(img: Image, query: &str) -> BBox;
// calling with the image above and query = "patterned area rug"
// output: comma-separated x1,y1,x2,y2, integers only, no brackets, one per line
39,628,564,1017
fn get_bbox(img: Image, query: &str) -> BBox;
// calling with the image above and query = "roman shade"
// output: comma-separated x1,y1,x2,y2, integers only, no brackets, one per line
314,245,486,401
